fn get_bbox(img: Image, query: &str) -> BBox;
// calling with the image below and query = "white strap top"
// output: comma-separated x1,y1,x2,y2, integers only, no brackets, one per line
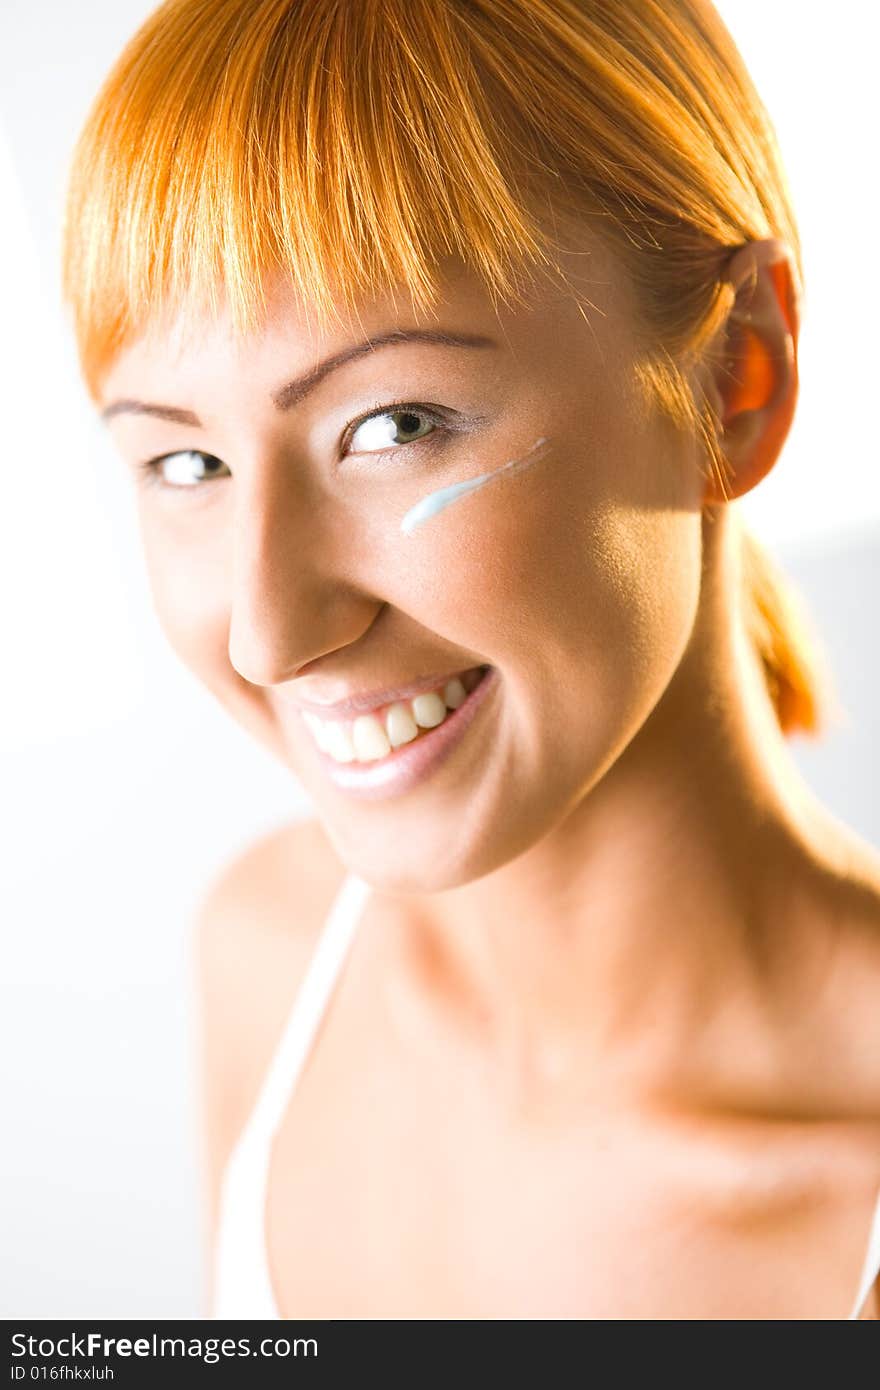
209,871,880,1321
211,871,373,1320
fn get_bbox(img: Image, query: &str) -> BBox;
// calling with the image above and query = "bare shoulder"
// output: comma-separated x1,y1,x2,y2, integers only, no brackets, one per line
194,815,348,1105
192,816,348,1259
195,813,346,933
834,893,880,1116
807,815,880,1119
825,837,880,1318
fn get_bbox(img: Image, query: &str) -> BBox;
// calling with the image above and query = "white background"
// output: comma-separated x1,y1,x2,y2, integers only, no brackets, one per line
0,1,877,1317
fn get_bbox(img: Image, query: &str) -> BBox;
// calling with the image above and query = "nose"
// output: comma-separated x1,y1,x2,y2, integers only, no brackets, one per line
226,464,378,687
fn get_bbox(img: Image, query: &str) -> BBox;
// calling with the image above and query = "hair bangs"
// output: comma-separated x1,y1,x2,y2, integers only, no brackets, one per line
61,0,564,402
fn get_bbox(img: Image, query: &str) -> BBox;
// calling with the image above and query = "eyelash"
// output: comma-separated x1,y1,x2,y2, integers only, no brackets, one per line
133,401,450,494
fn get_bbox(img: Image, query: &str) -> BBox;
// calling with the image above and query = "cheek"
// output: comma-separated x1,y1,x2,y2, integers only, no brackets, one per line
139,517,231,691
371,462,701,759
362,443,581,636
369,441,698,656
577,505,702,697
562,511,700,803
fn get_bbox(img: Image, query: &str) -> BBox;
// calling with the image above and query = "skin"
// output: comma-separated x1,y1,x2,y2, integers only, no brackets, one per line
101,232,880,1317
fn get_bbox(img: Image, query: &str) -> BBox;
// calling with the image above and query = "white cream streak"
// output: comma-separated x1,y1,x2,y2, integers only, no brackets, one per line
400,436,552,536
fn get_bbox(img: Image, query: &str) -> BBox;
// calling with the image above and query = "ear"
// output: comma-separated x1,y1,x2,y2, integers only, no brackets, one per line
700,237,800,505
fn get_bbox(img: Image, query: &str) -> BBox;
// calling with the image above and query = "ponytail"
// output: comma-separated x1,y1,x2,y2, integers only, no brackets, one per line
738,521,836,736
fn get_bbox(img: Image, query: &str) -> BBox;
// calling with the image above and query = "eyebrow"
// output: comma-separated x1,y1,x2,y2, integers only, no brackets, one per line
99,328,499,425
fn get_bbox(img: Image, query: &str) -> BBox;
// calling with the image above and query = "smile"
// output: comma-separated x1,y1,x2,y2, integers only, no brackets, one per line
300,664,499,800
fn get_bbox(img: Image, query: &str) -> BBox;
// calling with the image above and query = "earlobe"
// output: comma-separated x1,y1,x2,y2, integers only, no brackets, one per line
702,238,800,506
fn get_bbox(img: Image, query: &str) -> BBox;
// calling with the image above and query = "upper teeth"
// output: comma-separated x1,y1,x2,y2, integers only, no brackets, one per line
301,674,474,764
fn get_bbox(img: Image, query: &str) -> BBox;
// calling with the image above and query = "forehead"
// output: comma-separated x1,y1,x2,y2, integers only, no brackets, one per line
99,233,635,412
96,258,444,400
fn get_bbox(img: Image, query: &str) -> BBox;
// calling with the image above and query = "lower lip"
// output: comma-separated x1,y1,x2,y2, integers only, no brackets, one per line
303,666,500,801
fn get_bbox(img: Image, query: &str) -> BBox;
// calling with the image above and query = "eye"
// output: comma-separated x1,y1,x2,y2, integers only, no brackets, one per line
343,404,442,456
135,450,229,491
134,402,448,495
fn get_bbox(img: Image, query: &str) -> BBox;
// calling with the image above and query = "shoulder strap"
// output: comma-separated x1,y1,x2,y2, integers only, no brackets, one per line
848,1185,880,1319
242,871,373,1146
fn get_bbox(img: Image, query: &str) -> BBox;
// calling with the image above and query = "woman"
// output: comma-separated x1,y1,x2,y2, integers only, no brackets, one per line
61,0,880,1318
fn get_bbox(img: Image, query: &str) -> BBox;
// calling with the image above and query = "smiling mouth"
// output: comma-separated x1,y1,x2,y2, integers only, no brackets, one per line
300,662,501,802
299,664,491,765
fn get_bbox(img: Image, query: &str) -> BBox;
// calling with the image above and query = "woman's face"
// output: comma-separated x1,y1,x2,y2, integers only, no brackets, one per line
100,243,707,891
